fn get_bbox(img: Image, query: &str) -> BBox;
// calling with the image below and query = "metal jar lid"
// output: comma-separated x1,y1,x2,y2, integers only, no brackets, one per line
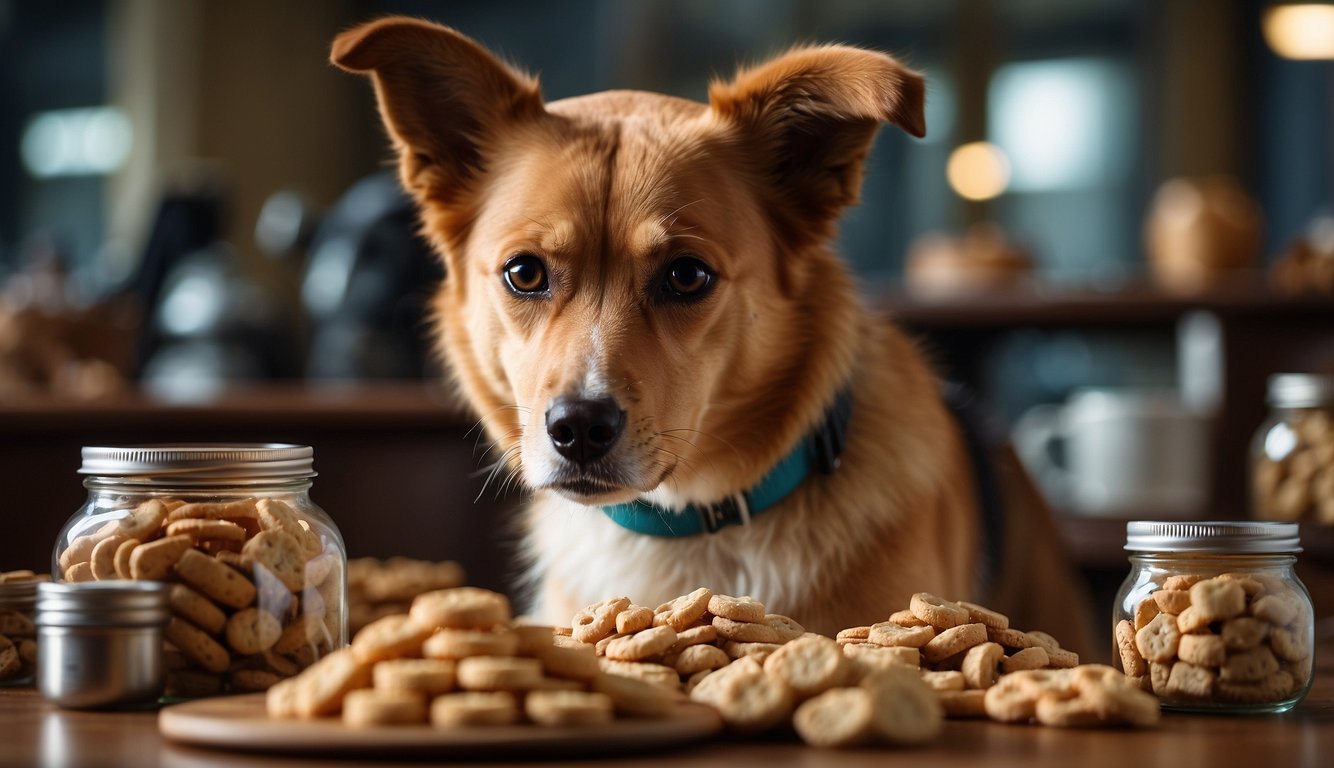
78,444,315,485
36,582,172,628
0,580,39,612
1125,520,1302,554
1267,373,1334,409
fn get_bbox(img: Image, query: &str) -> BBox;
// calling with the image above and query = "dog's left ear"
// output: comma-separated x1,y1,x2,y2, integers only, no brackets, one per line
709,46,925,240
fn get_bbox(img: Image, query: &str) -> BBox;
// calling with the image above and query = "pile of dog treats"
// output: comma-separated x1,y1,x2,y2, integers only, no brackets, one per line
347,557,466,634
268,585,1159,746
0,569,45,683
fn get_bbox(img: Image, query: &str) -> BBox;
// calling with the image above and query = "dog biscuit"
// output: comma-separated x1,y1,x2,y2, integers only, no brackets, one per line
430,692,520,726
985,626,1033,650
864,665,944,745
89,534,128,581
128,535,193,581
763,635,846,699
1176,605,1211,634
707,594,765,623
712,615,780,643
1269,627,1309,663
1251,594,1299,626
598,658,681,689
226,608,284,656
174,548,257,609
166,499,259,525
1135,613,1180,663
571,596,631,643
116,500,168,541
721,640,783,664
836,626,871,642
1189,578,1246,622
241,530,306,593
351,614,432,664
165,518,247,543
1115,620,1146,677
593,670,680,717
615,605,654,635
1134,597,1161,630
1221,616,1269,651
1045,648,1080,669
1219,647,1279,684
342,688,427,727
956,600,1009,630
886,609,929,627
920,670,965,692
166,617,231,674
524,690,614,727
938,689,989,718
410,587,511,630
909,593,969,629
294,648,373,718
1177,634,1226,667
921,623,986,664
1162,574,1203,591
668,624,717,653
1166,661,1215,698
112,538,139,579
604,624,677,662
230,669,284,693
690,657,792,733
533,642,601,681
867,621,934,648
169,584,227,635
456,656,543,692
792,687,875,748
1153,589,1191,615
764,614,806,642
668,643,729,676
373,658,456,695
422,627,519,660
653,587,712,631
961,641,1004,690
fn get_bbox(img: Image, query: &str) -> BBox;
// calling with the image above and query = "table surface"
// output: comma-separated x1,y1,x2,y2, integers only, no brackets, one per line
3,643,1332,768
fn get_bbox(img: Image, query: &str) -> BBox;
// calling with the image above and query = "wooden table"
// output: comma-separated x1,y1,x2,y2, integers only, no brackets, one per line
3,645,1331,768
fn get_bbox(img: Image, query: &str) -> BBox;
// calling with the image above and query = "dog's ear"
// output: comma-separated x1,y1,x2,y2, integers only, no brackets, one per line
331,17,544,204
709,46,925,240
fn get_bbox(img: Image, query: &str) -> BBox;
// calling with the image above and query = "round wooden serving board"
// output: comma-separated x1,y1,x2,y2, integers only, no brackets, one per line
159,693,723,759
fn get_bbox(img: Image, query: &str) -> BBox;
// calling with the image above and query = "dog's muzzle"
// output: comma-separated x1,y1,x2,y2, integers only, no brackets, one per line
545,396,625,466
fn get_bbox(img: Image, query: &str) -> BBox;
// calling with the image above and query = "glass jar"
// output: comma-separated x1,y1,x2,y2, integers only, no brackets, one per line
51,444,346,698
0,571,44,687
1113,520,1313,714
1250,373,1334,524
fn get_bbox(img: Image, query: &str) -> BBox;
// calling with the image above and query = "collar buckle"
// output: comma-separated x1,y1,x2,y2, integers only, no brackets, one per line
698,492,751,534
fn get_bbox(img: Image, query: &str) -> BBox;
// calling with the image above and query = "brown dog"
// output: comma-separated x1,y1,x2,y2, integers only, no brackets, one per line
331,18,1095,653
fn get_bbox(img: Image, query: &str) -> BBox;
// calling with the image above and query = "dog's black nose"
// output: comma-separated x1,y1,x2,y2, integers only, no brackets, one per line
546,397,625,465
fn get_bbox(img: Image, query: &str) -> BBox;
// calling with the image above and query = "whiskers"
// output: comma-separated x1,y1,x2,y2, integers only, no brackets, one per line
469,404,531,502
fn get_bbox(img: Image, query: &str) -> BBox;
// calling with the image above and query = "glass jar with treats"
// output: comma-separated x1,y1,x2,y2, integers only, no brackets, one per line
51,444,346,698
1251,373,1334,525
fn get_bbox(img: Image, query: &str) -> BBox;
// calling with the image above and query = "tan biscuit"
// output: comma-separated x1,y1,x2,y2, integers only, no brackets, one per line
410,587,511,631
173,548,257,609
764,614,806,642
597,658,681,690
128,535,193,581
1149,661,1171,697
342,688,426,726
868,621,935,649
18,639,38,667
985,626,1033,650
594,631,626,656
274,613,329,655
256,498,322,557
63,562,93,583
615,605,654,635
1189,578,1247,622
668,624,718,653
982,668,1071,722
938,688,989,718
1176,605,1211,634
653,587,712,631
165,499,259,525
712,615,781,643
372,658,456,695
511,624,556,655
961,641,1004,690
887,609,929,627
1135,612,1181,663
1177,634,1227,667
1153,589,1191,614
241,530,306,593
166,617,231,674
793,687,876,748
1002,646,1050,673
1216,670,1294,704
303,553,337,589
842,643,920,677
921,623,987,664
89,534,128,581
456,656,543,692
864,665,944,745
1116,620,1146,677
262,650,299,677
1024,631,1062,652
673,644,730,676
169,584,227,635
165,518,247,543
593,670,680,716
430,692,519,726
683,669,712,695
1221,616,1270,651
226,608,284,656
707,594,765,623
690,657,791,732
351,614,432,664
1046,648,1080,668
0,637,19,679
532,642,601,681
422,627,519,660
294,648,373,718
116,500,168,541
112,538,140,580
1251,594,1299,627
1217,572,1264,598
265,677,301,718
909,593,969,629
1166,661,1216,698
1220,647,1280,684
604,624,677,662
524,690,614,727
955,600,1009,630
721,640,784,664
920,670,965,692
836,626,871,642
763,635,846,699
1269,627,1309,662
571,596,631,644
0,610,35,637
1134,597,1161,630
1162,574,1202,591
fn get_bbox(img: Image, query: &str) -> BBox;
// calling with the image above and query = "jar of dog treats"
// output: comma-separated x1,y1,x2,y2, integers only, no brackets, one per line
52,444,346,698
0,571,44,687
1250,373,1334,525
1112,520,1313,713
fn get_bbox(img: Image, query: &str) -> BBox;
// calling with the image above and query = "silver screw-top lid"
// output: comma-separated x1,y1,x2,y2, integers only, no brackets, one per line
78,444,315,484
1267,373,1334,409
36,581,171,628
1125,520,1302,553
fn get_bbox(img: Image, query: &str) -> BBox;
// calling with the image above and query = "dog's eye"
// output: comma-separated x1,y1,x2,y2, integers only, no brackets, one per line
661,256,714,300
503,254,549,294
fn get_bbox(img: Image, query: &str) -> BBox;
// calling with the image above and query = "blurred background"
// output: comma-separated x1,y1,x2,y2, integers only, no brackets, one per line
1,0,1332,608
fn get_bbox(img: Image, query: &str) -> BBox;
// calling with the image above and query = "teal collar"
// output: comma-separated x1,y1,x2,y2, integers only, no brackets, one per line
600,389,853,537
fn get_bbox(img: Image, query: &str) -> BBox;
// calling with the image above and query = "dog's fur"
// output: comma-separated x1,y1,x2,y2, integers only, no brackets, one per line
332,18,1095,652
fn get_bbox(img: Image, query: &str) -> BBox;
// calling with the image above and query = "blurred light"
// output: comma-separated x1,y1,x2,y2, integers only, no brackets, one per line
20,107,132,179
160,274,224,336
1264,4,1334,59
946,142,1010,201
989,59,1131,192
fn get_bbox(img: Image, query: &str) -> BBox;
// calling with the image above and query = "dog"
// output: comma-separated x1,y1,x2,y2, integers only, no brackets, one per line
331,17,1095,654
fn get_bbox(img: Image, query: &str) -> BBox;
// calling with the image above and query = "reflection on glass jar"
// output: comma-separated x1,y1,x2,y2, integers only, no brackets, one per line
51,444,347,698
1113,521,1313,713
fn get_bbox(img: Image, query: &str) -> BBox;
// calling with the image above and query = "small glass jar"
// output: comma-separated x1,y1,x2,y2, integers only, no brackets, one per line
1113,520,1314,714
0,573,43,687
1250,373,1334,524
51,444,347,697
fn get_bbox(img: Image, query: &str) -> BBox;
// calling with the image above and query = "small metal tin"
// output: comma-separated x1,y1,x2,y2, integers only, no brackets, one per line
36,581,171,709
